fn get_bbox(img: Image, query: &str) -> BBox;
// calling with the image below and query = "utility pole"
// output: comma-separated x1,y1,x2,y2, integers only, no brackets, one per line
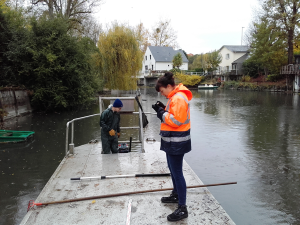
241,27,245,45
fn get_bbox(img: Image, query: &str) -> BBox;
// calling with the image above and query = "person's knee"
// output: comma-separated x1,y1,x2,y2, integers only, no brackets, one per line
111,147,119,154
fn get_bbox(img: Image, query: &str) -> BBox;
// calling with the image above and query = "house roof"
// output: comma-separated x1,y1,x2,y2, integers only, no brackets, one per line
220,45,249,53
232,53,250,64
148,46,188,63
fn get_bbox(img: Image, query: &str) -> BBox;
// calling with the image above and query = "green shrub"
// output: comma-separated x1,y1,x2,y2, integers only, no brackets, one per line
174,72,202,86
267,74,283,82
223,81,239,89
241,75,251,82
194,68,204,72
24,17,100,111
242,58,264,78
169,68,181,73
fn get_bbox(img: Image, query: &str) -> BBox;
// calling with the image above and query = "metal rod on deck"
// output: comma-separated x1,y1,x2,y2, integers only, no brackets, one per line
99,97,135,100
27,182,237,211
133,112,156,115
120,127,140,129
70,173,171,180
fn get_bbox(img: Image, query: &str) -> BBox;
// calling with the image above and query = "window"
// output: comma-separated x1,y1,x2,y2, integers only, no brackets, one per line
145,56,147,60
150,55,151,59
226,54,230,59
145,65,148,70
226,66,229,72
152,65,153,70
168,65,169,67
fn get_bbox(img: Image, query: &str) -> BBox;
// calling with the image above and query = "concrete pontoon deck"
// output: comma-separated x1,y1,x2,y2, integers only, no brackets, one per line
21,141,235,225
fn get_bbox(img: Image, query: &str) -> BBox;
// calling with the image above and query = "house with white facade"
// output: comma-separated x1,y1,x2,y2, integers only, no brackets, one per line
142,46,188,75
216,45,249,81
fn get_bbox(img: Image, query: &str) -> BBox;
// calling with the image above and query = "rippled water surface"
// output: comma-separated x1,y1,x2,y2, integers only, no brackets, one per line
1,88,300,225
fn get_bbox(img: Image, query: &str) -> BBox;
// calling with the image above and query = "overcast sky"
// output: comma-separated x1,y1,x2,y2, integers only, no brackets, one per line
95,0,259,54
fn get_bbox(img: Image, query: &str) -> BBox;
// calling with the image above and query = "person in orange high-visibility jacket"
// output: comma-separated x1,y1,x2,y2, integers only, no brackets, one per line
152,72,192,222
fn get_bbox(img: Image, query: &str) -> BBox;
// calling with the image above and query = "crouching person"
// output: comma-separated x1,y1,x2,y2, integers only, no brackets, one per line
100,99,123,154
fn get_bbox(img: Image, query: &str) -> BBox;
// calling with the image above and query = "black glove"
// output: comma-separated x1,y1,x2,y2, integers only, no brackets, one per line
152,103,160,112
156,101,165,109
157,107,165,122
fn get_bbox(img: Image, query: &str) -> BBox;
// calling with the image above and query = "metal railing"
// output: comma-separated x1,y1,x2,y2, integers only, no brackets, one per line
65,113,100,155
184,72,204,75
65,96,155,156
281,64,300,75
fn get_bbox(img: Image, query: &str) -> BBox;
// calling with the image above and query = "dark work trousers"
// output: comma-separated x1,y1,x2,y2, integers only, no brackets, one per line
101,134,118,154
166,153,186,206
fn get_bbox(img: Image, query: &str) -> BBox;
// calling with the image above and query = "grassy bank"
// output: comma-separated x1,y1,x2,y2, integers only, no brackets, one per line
220,79,292,91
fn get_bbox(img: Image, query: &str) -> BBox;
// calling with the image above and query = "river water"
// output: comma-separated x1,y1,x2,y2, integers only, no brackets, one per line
1,88,300,225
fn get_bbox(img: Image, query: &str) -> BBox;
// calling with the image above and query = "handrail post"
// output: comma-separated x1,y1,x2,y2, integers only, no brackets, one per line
99,97,102,114
65,122,69,156
138,96,144,152
71,122,74,145
70,121,74,154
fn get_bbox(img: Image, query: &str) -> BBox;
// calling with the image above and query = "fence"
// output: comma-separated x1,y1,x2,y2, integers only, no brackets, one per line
281,64,300,75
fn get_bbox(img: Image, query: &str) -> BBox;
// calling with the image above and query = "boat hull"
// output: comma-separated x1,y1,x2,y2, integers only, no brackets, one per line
198,86,218,89
0,130,35,143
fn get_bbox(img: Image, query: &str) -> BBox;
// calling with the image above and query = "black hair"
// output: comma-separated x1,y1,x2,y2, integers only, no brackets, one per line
155,72,175,92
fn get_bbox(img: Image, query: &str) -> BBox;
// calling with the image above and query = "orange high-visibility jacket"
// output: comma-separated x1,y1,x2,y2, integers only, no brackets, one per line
160,83,193,155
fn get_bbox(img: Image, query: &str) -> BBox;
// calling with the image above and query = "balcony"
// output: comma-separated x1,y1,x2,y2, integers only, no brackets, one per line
280,64,300,75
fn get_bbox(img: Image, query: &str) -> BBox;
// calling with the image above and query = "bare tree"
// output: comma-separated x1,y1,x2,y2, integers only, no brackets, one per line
149,19,178,49
74,16,102,44
30,0,103,27
135,22,150,53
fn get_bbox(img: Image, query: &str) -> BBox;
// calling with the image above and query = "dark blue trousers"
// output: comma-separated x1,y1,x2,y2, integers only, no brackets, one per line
166,153,186,206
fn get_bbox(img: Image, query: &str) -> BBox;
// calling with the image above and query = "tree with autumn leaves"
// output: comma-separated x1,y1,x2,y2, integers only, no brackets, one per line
245,0,300,75
94,23,143,91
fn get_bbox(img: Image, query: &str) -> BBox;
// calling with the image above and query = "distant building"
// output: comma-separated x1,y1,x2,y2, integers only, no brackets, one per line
230,53,250,79
187,53,194,57
141,46,188,74
216,45,249,81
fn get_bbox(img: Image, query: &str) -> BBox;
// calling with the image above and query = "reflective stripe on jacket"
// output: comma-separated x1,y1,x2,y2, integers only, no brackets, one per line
160,83,193,155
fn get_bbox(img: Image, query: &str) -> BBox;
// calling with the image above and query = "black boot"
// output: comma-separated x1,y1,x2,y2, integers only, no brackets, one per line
161,192,178,203
167,204,188,222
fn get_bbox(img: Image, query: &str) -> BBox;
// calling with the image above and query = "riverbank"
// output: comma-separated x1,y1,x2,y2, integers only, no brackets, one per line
220,80,293,92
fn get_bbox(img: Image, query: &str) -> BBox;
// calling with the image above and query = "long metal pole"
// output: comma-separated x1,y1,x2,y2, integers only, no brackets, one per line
28,182,237,209
241,27,244,45
70,173,171,180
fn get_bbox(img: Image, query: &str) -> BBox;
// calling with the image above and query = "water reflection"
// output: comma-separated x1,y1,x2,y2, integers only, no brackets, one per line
1,88,300,224
188,90,300,224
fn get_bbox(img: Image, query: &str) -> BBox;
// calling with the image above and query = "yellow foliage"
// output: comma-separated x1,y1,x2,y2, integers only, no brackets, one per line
0,0,8,11
294,40,300,55
95,23,143,90
241,75,251,82
174,72,202,86
0,0,5,7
